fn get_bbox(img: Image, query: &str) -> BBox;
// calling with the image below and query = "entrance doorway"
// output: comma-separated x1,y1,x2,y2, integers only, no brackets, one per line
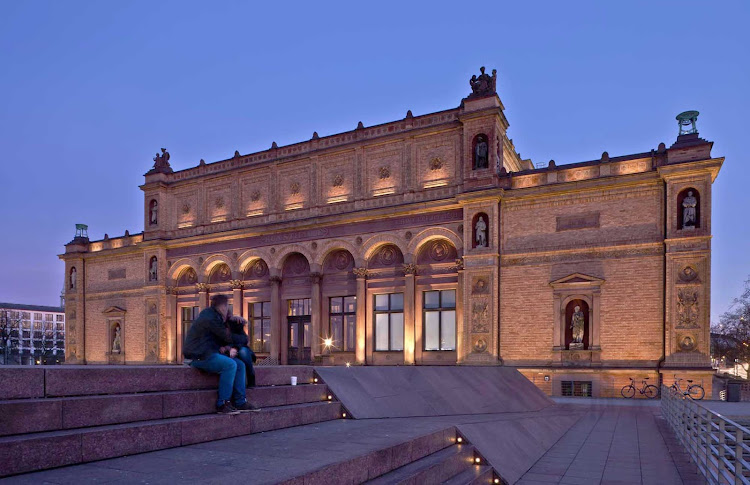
287,299,311,365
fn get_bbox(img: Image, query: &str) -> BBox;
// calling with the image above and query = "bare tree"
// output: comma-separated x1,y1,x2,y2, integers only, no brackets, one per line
712,276,750,375
0,310,21,365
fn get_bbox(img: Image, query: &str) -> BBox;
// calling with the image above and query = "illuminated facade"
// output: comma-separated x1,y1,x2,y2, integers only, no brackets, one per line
60,70,723,396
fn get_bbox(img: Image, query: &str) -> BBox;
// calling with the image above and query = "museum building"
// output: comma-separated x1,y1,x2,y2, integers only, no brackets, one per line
60,69,723,397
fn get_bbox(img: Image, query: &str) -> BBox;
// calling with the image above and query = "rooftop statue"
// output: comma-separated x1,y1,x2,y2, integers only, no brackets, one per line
467,66,497,99
146,148,173,175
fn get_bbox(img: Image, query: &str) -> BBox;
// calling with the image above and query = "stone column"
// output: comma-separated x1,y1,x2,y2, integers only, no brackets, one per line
270,276,282,364
455,259,465,363
403,263,417,365
165,286,177,363
354,268,368,364
230,279,244,317
310,272,322,360
196,283,210,309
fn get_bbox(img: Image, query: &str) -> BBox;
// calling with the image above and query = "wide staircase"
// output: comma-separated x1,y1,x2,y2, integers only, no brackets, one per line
276,427,502,485
0,365,341,477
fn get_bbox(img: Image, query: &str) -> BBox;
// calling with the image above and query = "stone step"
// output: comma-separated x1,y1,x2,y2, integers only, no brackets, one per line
278,427,458,485
442,465,496,484
0,365,315,400
0,400,342,477
0,383,329,437
366,444,476,484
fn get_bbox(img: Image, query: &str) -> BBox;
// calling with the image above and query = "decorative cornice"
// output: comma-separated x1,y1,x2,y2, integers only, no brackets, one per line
450,258,464,271
195,283,210,292
229,279,244,290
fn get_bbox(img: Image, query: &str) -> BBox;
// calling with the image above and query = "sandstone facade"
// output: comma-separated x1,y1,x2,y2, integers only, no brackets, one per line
60,70,723,397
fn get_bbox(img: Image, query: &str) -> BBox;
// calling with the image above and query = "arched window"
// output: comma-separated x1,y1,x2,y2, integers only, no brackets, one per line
677,188,700,230
472,213,489,249
472,134,489,170
148,256,158,282
149,199,158,226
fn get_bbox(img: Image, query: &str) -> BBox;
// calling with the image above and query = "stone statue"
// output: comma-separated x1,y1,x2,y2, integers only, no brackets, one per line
682,191,697,228
149,258,158,281
474,136,489,169
468,66,498,98
70,267,76,290
570,306,585,346
150,201,158,225
475,216,487,248
112,326,121,353
147,148,173,175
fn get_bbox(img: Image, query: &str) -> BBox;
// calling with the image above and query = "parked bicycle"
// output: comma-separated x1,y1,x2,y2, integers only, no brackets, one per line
670,375,705,400
621,377,659,399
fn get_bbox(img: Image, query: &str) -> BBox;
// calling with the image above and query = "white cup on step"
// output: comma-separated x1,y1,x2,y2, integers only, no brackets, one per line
291,376,297,386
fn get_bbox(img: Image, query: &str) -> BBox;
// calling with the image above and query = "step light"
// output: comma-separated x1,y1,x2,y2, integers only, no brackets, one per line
493,478,500,484
474,456,482,464
456,436,463,443
313,377,319,383
327,394,333,401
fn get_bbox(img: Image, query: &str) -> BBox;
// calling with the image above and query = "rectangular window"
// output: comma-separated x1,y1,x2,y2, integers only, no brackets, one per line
329,296,356,352
561,381,592,397
423,290,456,351
374,293,404,351
288,298,311,316
249,302,271,353
181,306,199,343
56,314,64,322
34,313,42,321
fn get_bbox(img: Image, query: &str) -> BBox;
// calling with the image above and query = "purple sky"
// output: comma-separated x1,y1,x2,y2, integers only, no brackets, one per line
0,1,748,322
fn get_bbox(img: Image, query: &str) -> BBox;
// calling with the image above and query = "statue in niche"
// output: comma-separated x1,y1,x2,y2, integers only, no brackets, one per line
474,135,489,169
569,306,585,349
682,191,697,229
70,267,77,290
475,215,487,248
112,325,122,353
149,200,158,225
149,258,158,281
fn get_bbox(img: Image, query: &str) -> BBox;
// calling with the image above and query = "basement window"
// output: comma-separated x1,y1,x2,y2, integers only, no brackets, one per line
561,380,593,397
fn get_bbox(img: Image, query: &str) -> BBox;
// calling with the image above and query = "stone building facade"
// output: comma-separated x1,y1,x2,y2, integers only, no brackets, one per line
60,70,723,397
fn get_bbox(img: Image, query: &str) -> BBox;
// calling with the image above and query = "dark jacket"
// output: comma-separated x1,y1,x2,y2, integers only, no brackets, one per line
182,307,231,360
227,319,249,348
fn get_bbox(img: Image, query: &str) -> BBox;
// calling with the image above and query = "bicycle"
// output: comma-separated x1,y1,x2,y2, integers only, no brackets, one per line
670,375,705,400
621,377,659,399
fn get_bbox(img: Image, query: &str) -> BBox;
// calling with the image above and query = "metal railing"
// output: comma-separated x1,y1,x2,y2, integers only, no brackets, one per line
662,385,750,484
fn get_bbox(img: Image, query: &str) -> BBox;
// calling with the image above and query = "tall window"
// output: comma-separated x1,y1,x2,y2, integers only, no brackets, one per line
329,296,356,352
423,290,456,351
249,302,271,353
181,306,199,344
374,293,404,351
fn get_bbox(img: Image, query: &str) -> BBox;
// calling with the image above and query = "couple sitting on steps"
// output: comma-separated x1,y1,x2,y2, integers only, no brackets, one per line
183,294,261,415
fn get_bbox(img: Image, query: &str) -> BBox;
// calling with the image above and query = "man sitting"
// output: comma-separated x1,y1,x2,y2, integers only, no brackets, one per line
183,294,260,414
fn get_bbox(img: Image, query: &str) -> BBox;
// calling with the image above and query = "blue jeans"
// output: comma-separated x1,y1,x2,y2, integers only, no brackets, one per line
236,347,256,388
190,353,247,407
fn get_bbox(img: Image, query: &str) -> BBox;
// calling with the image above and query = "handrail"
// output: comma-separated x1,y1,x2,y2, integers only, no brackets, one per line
661,385,750,484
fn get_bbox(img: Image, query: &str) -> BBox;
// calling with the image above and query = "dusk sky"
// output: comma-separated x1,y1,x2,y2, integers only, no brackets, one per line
0,1,747,323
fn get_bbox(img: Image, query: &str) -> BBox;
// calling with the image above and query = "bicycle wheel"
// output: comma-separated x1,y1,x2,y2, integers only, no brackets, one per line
688,385,705,400
621,385,635,398
644,385,659,399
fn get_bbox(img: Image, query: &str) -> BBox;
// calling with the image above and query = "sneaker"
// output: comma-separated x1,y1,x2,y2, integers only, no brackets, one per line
233,402,261,412
217,403,240,415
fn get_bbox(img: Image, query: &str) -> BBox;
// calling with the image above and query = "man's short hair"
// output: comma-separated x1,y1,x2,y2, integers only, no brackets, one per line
210,294,229,308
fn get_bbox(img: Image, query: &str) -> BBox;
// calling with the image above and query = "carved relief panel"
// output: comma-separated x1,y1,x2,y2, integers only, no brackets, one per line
173,189,198,229
241,172,271,217
318,153,354,204
415,134,457,189
206,182,231,223
467,274,493,357
365,144,403,196
666,255,710,366
145,299,159,363
278,163,311,210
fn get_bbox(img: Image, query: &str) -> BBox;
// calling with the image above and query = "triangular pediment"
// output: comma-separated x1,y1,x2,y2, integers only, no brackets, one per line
102,306,126,315
550,273,605,287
